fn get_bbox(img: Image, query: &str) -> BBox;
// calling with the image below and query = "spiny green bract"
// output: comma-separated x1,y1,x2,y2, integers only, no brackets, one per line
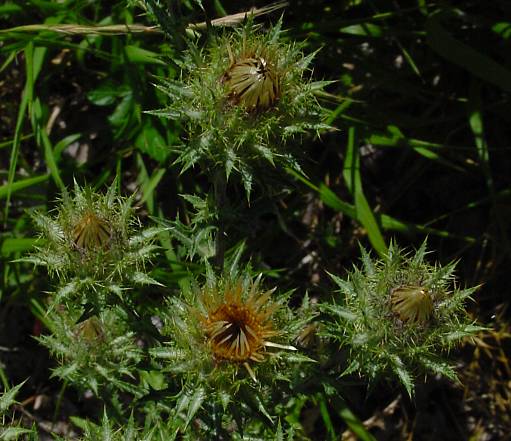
322,241,482,397
27,180,162,306
0,381,36,439
151,18,330,195
66,409,179,441
150,260,315,434
38,306,143,397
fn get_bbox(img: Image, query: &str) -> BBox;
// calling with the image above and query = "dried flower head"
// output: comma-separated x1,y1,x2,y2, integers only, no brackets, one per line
151,18,330,195
73,316,105,344
222,48,280,111
323,241,482,396
27,180,162,306
390,285,433,323
72,210,111,251
198,278,295,381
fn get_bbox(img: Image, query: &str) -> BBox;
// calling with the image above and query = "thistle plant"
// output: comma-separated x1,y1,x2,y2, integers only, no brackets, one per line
150,256,314,433
322,241,482,397
27,181,162,307
152,18,329,195
0,382,36,440
38,306,143,397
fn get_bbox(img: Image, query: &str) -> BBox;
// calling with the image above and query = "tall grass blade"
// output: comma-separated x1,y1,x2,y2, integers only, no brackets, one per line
343,127,387,255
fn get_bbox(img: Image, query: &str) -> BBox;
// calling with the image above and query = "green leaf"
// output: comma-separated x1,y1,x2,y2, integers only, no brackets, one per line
427,11,511,93
0,238,40,255
322,304,357,321
139,370,168,391
131,271,162,286
318,183,356,218
125,414,137,441
87,82,131,106
101,408,113,441
53,133,81,160
276,419,284,441
468,81,494,193
0,2,23,15
0,174,49,199
3,42,36,223
336,400,377,441
39,116,65,191
339,23,382,37
287,168,475,243
108,93,133,128
254,393,273,424
367,125,464,171
492,22,511,39
343,127,387,255
0,427,35,440
125,45,166,65
317,393,336,440
184,386,205,429
0,380,26,412
390,355,414,397
135,123,169,163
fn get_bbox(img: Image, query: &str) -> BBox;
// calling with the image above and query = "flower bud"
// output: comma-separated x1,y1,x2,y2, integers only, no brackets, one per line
390,285,433,324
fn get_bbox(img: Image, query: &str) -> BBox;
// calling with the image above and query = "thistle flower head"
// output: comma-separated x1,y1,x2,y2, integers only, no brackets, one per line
27,180,162,306
183,274,299,384
72,209,111,251
221,41,281,111
151,18,330,195
153,261,314,427
187,275,307,388
38,307,142,396
390,285,433,323
73,315,105,344
200,280,279,363
322,241,482,396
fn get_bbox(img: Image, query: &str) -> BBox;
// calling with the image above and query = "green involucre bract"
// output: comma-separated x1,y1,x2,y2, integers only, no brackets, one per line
38,307,143,397
150,264,315,429
151,18,330,195
27,180,162,305
322,241,482,397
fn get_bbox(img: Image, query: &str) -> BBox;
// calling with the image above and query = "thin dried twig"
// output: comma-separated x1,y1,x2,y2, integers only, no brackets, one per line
0,2,288,35
189,1,288,29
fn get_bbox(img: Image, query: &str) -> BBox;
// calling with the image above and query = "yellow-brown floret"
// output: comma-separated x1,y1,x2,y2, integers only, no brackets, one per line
72,210,111,251
198,279,295,381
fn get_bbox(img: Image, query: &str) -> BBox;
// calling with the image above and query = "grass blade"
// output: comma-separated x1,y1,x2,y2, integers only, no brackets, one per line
337,401,377,441
0,174,49,199
427,11,511,93
3,42,31,225
286,167,475,243
343,127,387,255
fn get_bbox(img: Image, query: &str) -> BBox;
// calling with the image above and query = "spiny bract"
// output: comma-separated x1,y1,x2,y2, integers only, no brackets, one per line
151,18,330,195
151,262,315,430
27,180,162,306
322,241,483,397
38,307,143,397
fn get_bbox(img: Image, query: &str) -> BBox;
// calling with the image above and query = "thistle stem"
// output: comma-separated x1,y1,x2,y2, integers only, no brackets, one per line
213,170,227,270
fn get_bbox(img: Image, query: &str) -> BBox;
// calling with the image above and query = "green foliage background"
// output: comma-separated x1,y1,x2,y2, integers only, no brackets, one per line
0,0,510,439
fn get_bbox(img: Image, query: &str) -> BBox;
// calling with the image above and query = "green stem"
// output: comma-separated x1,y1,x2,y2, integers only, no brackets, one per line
53,380,68,423
213,171,227,270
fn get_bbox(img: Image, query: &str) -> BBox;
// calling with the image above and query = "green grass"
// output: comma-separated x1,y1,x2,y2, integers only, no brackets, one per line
0,0,510,439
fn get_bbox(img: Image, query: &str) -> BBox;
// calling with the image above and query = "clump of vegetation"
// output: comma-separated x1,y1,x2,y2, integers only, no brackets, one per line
26,181,162,308
1,0,508,439
322,242,482,396
151,254,315,432
38,307,143,397
151,18,329,195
